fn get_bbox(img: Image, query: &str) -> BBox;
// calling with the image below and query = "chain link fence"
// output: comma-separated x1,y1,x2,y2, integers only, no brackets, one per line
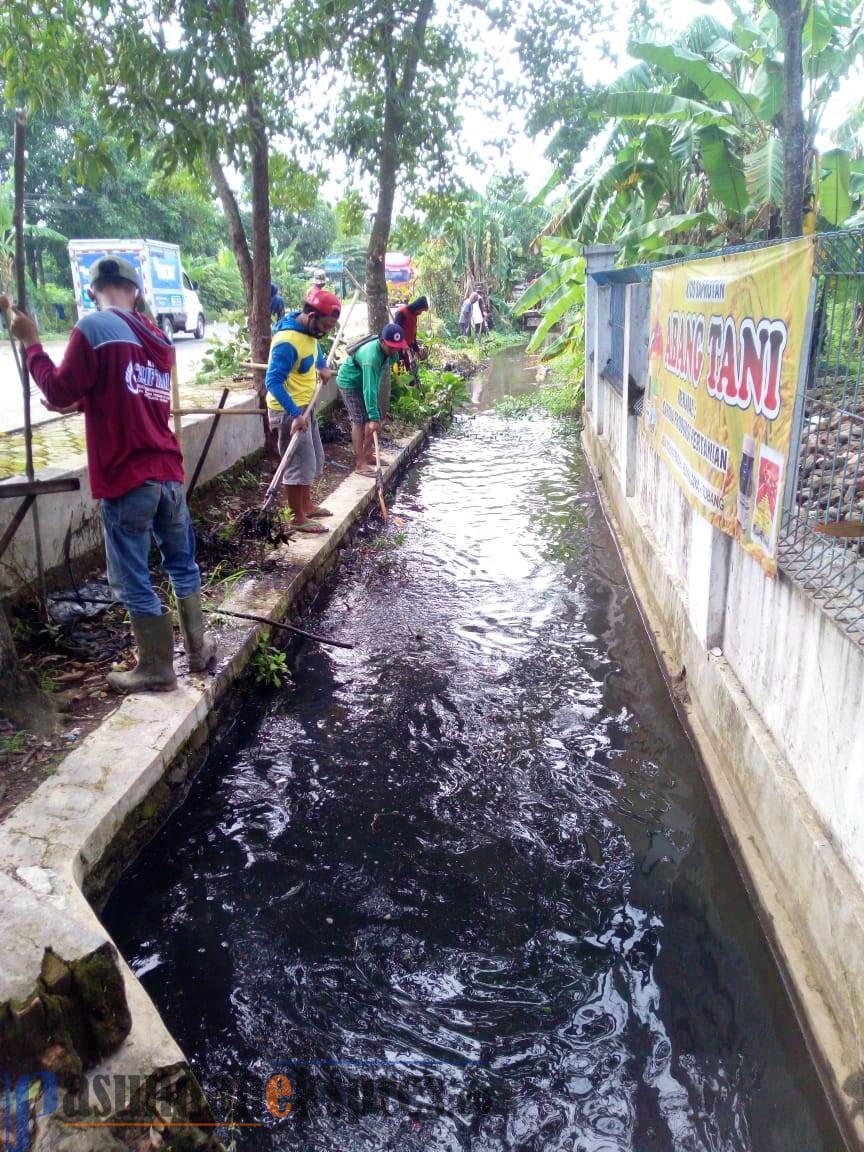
779,230,864,643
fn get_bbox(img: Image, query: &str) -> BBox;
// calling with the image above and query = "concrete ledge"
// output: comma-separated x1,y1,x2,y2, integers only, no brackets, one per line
0,388,265,598
582,420,864,1150
0,426,426,1144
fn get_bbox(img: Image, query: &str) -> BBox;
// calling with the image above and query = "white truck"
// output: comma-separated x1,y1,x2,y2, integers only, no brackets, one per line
68,238,206,342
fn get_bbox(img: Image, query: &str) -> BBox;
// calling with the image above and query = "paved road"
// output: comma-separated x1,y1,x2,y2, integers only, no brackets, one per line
0,323,231,434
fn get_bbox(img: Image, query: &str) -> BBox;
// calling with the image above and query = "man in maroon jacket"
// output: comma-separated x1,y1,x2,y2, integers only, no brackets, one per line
2,255,215,693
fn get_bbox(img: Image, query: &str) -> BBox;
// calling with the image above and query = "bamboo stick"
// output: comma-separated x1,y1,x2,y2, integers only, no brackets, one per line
170,407,263,417
170,349,183,452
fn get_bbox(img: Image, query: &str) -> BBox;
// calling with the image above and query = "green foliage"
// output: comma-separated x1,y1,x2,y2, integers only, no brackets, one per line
187,249,247,314
545,4,864,259
391,366,470,429
252,634,290,688
0,730,26,754
495,350,585,418
195,315,252,384
335,189,367,240
271,198,339,267
408,175,550,321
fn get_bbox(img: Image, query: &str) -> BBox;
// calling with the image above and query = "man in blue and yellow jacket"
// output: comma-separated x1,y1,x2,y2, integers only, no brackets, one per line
265,288,341,533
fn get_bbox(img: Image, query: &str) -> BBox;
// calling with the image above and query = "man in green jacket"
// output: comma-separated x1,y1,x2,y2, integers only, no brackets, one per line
337,323,408,475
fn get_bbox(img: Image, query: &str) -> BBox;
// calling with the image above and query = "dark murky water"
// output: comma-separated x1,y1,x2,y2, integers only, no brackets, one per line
105,352,840,1150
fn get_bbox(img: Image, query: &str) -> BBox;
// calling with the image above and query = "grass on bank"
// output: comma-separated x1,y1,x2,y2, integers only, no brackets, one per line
495,349,585,419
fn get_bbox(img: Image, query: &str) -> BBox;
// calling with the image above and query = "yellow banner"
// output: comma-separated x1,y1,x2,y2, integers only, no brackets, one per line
642,237,815,576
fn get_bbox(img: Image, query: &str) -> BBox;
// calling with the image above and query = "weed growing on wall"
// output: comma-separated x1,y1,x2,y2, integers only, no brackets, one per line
252,634,290,688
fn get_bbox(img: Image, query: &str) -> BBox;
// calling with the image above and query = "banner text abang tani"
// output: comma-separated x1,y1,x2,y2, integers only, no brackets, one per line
642,237,815,576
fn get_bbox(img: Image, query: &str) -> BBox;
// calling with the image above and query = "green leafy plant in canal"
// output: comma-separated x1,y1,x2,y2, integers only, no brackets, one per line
0,731,26,754
392,367,470,429
252,633,290,689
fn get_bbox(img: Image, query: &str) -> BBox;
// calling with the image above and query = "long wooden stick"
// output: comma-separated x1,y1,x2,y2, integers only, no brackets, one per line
0,495,35,561
207,606,354,649
170,407,262,416
814,520,864,538
170,348,183,453
0,478,80,498
372,430,388,521
186,387,230,501
4,295,47,604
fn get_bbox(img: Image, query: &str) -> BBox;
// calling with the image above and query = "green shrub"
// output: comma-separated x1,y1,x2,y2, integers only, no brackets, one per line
194,314,252,384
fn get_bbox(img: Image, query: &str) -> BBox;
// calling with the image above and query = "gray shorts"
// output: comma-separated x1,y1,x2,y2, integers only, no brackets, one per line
269,409,324,487
339,386,369,426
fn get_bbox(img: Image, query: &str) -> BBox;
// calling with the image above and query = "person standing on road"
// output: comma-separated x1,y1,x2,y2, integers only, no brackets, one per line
0,256,215,693
337,324,408,476
265,287,340,534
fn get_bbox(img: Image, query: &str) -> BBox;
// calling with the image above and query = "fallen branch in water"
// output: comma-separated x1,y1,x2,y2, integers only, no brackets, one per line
207,607,354,649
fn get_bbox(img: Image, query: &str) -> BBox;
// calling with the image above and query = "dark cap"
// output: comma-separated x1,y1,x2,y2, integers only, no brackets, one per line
89,255,141,289
380,322,408,351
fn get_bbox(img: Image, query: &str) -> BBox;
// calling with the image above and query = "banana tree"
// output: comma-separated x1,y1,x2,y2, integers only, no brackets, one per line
512,237,585,359
550,3,864,259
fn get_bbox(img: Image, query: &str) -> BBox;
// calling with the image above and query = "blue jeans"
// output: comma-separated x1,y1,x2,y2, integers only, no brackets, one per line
101,481,202,619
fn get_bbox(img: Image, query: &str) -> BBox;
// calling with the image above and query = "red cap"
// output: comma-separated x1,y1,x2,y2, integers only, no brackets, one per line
305,288,341,318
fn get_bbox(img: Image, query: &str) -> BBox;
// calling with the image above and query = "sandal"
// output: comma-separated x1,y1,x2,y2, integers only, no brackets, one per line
292,520,330,534
355,466,377,477
308,506,333,518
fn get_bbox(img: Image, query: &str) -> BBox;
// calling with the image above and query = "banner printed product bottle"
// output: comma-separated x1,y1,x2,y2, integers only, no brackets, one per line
737,433,756,536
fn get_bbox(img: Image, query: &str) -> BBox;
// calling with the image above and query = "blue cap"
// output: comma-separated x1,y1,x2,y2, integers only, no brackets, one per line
380,322,408,350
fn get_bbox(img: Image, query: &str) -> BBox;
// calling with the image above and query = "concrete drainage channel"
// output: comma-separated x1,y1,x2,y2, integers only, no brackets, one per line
0,427,426,1151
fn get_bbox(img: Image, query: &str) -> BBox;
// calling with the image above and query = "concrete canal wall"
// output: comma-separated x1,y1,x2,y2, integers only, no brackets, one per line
0,427,425,1149
582,246,864,1149
0,388,267,598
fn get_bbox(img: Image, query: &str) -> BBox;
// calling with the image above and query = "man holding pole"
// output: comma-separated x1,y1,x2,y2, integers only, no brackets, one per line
265,287,341,533
337,323,408,476
0,256,215,693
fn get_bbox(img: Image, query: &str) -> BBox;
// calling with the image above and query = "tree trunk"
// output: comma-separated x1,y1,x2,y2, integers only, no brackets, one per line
365,0,435,415
13,110,27,311
771,0,805,237
247,104,271,382
207,153,254,308
366,115,398,338
25,239,38,293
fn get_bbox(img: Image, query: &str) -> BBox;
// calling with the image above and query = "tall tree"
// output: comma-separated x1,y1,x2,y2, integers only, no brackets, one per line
84,0,325,409
330,0,466,332
767,0,808,236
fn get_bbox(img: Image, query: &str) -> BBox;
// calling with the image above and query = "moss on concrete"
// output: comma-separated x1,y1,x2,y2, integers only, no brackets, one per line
0,942,131,1088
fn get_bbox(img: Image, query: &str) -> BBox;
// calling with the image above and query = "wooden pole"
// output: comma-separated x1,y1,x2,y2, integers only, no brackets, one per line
170,348,183,453
170,407,263,417
186,388,230,501
13,110,47,608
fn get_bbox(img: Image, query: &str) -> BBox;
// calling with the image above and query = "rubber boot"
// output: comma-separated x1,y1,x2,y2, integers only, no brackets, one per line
107,613,177,694
177,593,217,672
